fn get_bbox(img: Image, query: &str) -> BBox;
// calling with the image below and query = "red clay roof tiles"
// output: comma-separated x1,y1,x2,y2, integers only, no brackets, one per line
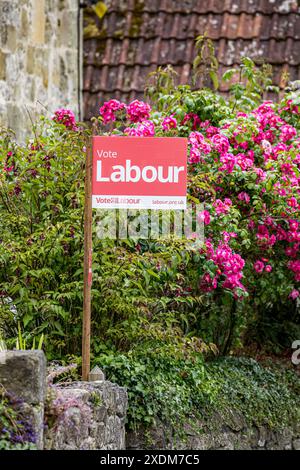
83,0,300,119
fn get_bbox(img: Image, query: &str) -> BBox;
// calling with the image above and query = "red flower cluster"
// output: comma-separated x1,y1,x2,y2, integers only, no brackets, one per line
52,108,77,130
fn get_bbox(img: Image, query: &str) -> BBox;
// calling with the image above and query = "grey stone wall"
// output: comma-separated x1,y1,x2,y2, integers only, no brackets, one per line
127,417,300,451
0,351,127,450
44,381,128,450
0,0,81,141
0,350,46,449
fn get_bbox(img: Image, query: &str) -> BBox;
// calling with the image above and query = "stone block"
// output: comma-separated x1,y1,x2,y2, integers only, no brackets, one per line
94,404,107,422
0,350,46,449
44,380,127,450
20,8,29,38
116,386,128,416
293,438,300,450
21,402,45,450
58,9,78,49
80,436,96,450
26,46,35,74
0,350,46,404
6,25,17,51
0,50,7,79
31,0,45,45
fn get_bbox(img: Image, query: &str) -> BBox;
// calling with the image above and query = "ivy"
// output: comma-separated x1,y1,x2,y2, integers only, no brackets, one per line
98,353,300,435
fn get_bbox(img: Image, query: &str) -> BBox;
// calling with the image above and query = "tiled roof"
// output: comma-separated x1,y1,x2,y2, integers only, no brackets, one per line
83,0,300,119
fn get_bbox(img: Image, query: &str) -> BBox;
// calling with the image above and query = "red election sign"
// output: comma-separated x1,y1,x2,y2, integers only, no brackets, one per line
92,136,187,210
82,136,187,381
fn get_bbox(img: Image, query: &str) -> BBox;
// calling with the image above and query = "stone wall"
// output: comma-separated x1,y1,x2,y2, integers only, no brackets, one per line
0,0,81,141
0,350,46,449
127,418,300,451
0,350,127,450
44,381,128,450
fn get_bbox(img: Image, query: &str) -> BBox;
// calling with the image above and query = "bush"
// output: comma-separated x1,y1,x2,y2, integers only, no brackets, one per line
0,122,87,358
0,60,299,358
96,351,215,433
95,70,300,353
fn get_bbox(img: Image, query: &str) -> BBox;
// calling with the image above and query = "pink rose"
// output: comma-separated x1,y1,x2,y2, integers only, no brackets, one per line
127,100,151,123
254,260,265,273
238,192,250,204
198,210,211,225
289,289,299,300
162,116,177,131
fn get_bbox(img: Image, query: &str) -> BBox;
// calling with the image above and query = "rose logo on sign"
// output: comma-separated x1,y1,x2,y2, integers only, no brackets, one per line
92,136,187,209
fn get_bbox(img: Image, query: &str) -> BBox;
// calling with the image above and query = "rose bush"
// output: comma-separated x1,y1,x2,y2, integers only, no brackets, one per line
97,85,300,352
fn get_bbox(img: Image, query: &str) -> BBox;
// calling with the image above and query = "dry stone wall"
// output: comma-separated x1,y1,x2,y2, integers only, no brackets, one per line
0,0,81,141
127,419,300,451
0,350,46,449
44,381,128,450
0,350,127,450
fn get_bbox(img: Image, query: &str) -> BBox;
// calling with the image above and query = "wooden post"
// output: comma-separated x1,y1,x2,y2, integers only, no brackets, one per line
82,137,93,381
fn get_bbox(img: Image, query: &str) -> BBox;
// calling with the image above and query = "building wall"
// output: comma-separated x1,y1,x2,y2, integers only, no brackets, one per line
0,0,81,141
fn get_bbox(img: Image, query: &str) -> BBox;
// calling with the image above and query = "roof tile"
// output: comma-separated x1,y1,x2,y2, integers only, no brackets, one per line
83,0,300,117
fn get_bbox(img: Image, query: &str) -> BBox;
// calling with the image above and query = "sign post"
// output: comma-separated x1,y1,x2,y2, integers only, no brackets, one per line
82,139,93,381
82,136,187,380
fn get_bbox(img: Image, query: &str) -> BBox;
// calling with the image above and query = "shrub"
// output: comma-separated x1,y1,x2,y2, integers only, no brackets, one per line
0,61,299,358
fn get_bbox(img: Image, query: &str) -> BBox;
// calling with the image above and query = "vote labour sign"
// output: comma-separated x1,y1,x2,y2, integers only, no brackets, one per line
92,136,187,210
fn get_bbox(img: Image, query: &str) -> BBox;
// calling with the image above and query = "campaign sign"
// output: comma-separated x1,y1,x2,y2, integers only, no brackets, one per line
92,136,187,210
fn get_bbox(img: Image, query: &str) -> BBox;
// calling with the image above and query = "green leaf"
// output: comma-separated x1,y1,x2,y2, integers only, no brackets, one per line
147,269,160,280
54,322,65,336
209,70,219,90
23,314,33,328
38,334,44,350
222,69,237,82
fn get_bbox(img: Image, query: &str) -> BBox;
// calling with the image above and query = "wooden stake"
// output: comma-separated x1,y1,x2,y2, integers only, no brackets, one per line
82,137,93,381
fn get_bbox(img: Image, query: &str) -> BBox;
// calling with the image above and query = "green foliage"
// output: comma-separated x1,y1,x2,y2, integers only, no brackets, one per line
15,322,44,350
145,65,178,105
223,57,279,110
0,45,299,444
0,57,299,363
0,120,215,359
193,34,219,89
147,83,231,126
97,352,300,433
207,357,300,429
0,120,88,357
280,80,300,129
96,351,216,432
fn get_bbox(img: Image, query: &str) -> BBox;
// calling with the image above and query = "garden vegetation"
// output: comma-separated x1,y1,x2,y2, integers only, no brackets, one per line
0,55,299,437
